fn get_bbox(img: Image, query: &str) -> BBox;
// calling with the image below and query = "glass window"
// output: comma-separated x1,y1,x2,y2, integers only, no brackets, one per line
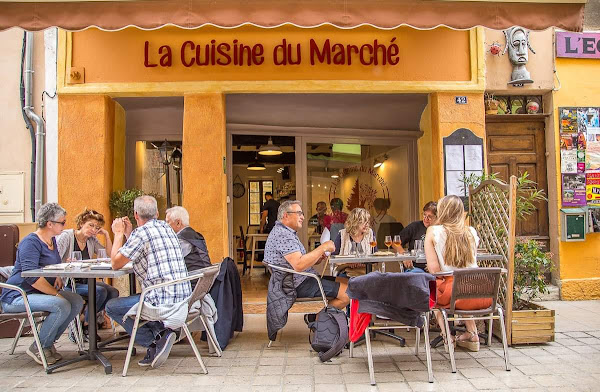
248,180,274,226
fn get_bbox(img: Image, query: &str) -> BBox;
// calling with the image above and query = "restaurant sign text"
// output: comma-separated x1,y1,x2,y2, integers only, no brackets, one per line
556,32,600,59
144,38,402,68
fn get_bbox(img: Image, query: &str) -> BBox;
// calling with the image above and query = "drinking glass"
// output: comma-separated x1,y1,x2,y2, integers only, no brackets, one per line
369,239,377,255
415,240,424,257
97,249,108,260
350,242,358,257
384,236,392,252
70,251,82,262
393,235,402,255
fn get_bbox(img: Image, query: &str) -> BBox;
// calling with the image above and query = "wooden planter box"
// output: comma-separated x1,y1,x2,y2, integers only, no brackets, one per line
509,302,555,344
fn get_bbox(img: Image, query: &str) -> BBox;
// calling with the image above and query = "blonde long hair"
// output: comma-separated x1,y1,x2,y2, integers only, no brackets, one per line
344,208,371,237
435,195,476,268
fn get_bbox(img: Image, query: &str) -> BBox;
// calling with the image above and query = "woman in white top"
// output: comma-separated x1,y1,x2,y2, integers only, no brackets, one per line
332,208,376,277
425,195,484,352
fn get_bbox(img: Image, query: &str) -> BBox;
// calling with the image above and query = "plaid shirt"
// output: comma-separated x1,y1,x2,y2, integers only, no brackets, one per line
119,219,191,306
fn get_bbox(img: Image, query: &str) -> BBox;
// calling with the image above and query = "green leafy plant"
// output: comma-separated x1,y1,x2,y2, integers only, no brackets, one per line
109,189,145,227
461,171,552,309
513,239,553,309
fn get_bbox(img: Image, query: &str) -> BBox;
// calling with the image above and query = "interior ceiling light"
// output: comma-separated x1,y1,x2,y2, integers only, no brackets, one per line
373,154,389,168
247,152,266,171
258,137,283,156
331,174,339,179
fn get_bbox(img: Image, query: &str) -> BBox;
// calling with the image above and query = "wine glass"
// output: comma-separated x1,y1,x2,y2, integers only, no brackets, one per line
350,242,358,257
393,235,402,255
97,249,108,261
70,251,82,262
384,236,392,252
369,238,377,255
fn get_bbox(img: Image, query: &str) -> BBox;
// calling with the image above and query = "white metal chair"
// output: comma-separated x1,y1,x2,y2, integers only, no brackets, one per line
0,281,51,371
435,267,510,373
122,264,221,376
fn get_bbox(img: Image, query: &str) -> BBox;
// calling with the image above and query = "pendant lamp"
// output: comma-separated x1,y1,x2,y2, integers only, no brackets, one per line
258,137,283,156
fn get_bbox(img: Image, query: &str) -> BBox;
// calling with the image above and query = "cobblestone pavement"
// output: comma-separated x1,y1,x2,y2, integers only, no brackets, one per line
0,300,599,391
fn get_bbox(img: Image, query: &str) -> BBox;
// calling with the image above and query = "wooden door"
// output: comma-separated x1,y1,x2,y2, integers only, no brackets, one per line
486,119,549,240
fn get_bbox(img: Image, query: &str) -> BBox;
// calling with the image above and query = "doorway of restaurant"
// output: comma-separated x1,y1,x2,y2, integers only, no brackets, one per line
226,93,428,313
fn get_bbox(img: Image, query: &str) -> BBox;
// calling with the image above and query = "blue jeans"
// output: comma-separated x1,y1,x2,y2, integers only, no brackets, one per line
105,295,165,348
405,267,425,273
68,281,120,323
2,290,84,349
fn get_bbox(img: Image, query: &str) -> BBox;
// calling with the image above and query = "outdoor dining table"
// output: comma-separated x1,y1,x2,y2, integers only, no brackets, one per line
22,263,137,374
329,253,504,346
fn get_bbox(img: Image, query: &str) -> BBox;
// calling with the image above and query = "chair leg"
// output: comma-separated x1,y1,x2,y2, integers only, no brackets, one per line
349,340,354,358
10,319,26,355
497,307,510,371
365,326,376,386
200,315,222,357
183,323,208,374
415,326,420,355
25,310,48,371
423,314,434,383
122,316,142,377
487,314,493,347
442,310,456,373
268,340,273,348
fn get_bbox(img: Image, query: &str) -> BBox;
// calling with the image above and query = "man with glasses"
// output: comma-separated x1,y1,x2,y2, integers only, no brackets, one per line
264,200,349,310
392,201,437,272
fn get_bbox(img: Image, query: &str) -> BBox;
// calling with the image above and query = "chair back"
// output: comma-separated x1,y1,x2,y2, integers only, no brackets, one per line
187,264,221,310
376,222,405,249
449,267,502,315
329,223,345,244
239,226,247,248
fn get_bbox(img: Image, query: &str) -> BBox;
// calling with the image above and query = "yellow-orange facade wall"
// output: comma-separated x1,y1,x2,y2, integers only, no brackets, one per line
553,58,600,300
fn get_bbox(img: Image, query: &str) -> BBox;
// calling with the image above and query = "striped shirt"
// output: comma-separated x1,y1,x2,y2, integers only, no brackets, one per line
119,219,191,306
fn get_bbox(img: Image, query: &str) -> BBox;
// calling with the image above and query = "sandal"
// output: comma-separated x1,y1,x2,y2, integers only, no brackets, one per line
456,331,480,352
440,331,456,353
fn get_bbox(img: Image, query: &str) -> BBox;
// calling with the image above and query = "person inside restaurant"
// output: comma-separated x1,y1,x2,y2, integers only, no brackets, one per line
308,201,328,235
106,195,192,369
425,195,483,352
392,201,437,273
264,200,349,310
260,192,280,234
372,198,397,235
332,207,377,277
56,208,119,341
322,198,348,244
0,203,84,365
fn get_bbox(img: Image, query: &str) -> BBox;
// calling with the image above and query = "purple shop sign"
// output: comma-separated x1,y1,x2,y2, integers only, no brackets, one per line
556,32,600,59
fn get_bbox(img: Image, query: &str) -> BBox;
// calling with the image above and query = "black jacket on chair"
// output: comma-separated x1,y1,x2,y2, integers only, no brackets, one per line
266,269,297,342
347,272,435,328
208,257,243,349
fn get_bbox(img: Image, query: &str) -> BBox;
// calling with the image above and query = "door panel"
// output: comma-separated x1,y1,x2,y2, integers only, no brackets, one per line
486,121,548,238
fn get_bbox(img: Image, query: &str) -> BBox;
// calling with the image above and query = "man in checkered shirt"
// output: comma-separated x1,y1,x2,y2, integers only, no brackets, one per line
106,195,191,369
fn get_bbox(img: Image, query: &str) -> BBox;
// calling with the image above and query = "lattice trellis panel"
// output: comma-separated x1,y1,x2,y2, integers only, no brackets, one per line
469,177,517,343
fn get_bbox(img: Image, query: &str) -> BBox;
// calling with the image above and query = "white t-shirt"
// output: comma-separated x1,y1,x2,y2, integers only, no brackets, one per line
430,225,480,272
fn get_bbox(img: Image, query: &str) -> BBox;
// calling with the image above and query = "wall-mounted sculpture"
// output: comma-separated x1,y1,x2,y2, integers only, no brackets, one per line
503,26,536,85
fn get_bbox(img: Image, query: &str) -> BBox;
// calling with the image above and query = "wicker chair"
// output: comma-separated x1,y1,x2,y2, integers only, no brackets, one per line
435,267,510,373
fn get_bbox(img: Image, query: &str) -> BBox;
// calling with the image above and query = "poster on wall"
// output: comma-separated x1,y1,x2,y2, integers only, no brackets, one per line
578,150,586,173
560,108,578,133
560,133,578,150
561,150,577,173
562,173,587,207
587,172,600,205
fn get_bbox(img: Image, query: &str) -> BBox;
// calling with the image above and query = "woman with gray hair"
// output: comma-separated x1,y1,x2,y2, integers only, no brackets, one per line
0,203,84,366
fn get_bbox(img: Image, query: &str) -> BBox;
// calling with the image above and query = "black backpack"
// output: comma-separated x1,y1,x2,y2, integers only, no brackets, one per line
308,306,349,362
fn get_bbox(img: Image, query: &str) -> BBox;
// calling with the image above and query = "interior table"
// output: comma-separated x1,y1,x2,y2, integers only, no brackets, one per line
246,233,269,276
22,266,135,374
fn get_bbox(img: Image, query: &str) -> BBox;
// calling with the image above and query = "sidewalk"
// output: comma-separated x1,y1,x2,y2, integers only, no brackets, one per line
0,300,599,391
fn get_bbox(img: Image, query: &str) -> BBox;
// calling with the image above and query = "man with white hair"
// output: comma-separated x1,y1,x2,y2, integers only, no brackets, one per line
166,206,211,279
106,195,191,369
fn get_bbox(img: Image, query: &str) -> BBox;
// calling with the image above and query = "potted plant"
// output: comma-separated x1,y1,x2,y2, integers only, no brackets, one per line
484,93,500,114
463,171,555,344
109,189,166,228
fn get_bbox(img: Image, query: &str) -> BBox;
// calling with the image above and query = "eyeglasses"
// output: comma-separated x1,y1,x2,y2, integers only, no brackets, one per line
422,214,436,221
287,211,304,216
51,220,66,226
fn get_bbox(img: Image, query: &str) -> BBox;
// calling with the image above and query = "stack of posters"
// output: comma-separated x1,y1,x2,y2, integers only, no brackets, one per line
560,107,600,207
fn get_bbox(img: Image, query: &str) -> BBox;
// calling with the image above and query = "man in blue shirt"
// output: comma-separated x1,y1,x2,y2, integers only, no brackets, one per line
264,200,349,309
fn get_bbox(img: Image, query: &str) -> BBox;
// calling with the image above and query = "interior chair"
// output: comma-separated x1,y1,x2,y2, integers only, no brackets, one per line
376,222,405,250
236,226,249,275
262,261,334,348
122,264,221,376
0,274,51,371
435,267,510,373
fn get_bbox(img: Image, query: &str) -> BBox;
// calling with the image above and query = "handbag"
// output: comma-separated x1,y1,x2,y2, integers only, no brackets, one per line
308,306,349,362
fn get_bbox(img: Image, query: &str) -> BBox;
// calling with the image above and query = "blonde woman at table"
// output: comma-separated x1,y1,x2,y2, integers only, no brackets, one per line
56,208,119,341
0,203,84,365
332,208,377,277
425,195,489,352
